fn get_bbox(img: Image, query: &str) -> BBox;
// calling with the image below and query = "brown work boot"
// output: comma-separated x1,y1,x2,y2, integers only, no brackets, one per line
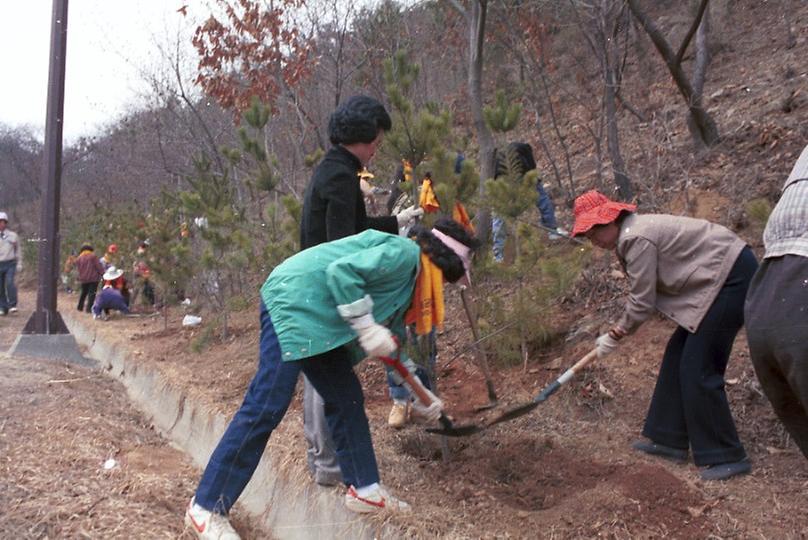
387,401,408,429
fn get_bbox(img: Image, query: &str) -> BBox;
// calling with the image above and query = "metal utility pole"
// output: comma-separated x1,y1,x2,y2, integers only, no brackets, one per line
22,0,70,335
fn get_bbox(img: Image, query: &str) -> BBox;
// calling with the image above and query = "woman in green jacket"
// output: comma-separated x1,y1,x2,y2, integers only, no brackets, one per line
185,218,478,539
573,190,757,482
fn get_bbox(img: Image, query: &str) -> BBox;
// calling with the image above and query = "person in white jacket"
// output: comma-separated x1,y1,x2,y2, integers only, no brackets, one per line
0,212,21,315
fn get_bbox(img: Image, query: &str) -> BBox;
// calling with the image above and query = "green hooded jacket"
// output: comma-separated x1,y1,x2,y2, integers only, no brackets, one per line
260,229,420,361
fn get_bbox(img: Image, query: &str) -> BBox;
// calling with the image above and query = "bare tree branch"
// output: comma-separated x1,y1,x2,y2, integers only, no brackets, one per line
675,0,710,65
447,0,469,21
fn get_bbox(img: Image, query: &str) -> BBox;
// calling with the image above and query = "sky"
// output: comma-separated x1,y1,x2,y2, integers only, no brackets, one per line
0,1,200,143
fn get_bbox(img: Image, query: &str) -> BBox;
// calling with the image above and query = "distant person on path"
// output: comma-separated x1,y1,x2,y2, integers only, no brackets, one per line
299,95,422,486
131,240,155,307
99,243,118,270
745,144,808,459
573,190,757,481
92,267,130,320
62,249,78,293
0,212,21,315
185,221,478,539
75,244,105,313
491,142,566,263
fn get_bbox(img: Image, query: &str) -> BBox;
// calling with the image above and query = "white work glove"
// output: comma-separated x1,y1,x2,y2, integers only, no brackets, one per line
411,387,444,423
396,205,424,227
348,313,397,358
595,333,620,359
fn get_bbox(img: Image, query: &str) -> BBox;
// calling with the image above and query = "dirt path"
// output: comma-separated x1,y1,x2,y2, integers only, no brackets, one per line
0,293,263,539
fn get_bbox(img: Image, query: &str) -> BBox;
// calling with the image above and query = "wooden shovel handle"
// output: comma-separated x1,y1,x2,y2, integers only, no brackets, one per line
533,347,600,403
377,355,435,406
565,348,600,379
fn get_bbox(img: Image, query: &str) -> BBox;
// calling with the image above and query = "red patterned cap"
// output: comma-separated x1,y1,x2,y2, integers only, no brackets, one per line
572,190,636,237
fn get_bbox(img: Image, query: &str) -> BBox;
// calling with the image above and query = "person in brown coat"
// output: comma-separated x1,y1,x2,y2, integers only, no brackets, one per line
572,190,758,480
74,244,105,313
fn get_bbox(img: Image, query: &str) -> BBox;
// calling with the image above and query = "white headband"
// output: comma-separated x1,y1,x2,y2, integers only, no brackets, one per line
431,228,472,282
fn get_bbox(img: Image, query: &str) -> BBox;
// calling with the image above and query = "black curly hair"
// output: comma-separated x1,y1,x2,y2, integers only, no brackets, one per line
409,217,481,283
328,95,392,145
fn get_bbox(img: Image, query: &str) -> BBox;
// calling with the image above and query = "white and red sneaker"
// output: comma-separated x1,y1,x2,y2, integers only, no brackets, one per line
185,498,241,540
345,485,411,513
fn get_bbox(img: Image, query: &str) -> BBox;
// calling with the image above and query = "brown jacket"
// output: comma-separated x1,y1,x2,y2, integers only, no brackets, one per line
615,214,745,333
75,251,105,284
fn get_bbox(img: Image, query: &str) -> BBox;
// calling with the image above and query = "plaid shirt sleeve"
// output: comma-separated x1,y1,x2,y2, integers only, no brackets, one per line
764,146,808,259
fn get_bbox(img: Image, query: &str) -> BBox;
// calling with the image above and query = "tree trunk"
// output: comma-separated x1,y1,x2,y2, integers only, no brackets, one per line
692,4,710,98
537,50,577,203
627,0,720,147
688,4,712,146
468,0,494,242
604,63,633,200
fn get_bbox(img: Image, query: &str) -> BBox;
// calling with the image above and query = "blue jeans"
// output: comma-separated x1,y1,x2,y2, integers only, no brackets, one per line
493,184,559,261
195,301,380,514
387,327,436,401
0,260,17,310
491,215,506,262
536,183,558,230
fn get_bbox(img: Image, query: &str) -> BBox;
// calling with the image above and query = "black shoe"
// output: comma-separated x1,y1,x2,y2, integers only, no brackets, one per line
700,458,751,481
632,439,688,463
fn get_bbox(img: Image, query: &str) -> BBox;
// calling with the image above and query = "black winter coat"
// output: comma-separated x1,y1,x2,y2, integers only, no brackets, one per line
300,145,398,249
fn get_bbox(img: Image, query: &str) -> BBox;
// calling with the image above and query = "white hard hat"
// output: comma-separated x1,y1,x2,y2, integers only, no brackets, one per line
0,212,7,221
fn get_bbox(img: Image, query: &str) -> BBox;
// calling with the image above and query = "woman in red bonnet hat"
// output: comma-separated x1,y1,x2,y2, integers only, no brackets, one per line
572,190,758,481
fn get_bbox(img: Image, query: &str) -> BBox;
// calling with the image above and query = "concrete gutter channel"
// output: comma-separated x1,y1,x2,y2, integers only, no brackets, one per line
62,310,400,539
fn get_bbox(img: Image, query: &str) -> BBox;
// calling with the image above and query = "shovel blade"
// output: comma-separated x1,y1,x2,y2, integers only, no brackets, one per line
425,423,483,437
474,400,498,412
486,401,540,427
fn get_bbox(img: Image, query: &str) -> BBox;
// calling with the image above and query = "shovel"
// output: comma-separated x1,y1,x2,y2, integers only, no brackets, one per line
377,354,482,437
426,348,599,437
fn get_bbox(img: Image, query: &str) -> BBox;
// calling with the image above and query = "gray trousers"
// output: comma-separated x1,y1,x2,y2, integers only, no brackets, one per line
745,254,808,459
303,376,343,485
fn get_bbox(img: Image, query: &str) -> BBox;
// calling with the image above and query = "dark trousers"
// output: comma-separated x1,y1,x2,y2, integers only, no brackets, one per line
195,301,379,514
77,282,99,312
643,247,757,466
745,254,808,459
0,260,17,310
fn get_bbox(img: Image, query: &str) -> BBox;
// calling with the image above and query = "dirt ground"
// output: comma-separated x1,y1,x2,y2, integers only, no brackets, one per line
52,273,808,540
0,293,263,540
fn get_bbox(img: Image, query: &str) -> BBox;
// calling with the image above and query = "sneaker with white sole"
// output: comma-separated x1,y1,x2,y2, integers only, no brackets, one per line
185,498,241,540
388,402,408,429
548,227,569,241
345,485,411,513
8,307,17,313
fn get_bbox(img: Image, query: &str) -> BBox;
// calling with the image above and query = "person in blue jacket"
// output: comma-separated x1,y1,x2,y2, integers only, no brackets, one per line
184,218,478,540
